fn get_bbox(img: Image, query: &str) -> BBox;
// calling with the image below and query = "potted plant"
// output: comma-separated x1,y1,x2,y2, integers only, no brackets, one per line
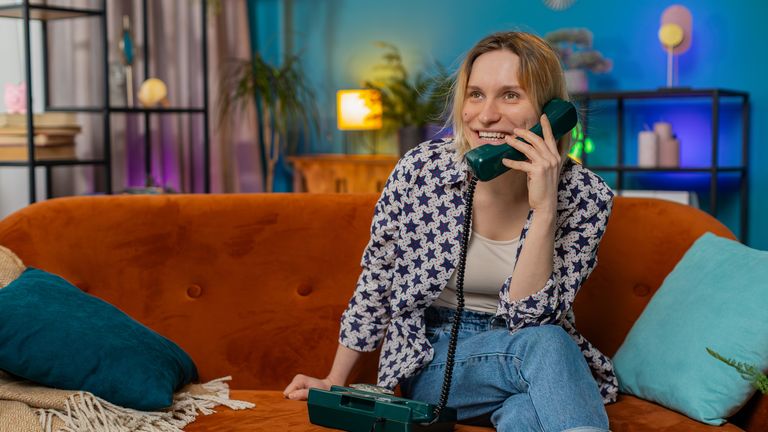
544,28,612,94
707,348,768,394
218,53,318,192
363,42,453,155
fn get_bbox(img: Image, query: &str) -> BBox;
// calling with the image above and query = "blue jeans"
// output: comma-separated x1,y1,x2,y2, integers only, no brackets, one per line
400,307,610,432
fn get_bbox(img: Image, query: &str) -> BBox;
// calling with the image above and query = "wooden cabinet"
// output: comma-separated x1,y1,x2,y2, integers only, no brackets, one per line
287,154,399,193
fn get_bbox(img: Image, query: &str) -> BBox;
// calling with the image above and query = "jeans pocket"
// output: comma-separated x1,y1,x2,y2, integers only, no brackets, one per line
425,326,444,344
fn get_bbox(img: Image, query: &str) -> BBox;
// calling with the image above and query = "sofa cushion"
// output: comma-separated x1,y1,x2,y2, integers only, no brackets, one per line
613,233,768,425
0,268,198,411
183,390,744,431
606,395,745,431
185,390,492,432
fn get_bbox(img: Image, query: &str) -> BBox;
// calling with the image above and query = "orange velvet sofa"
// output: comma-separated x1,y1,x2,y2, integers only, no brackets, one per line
0,193,765,432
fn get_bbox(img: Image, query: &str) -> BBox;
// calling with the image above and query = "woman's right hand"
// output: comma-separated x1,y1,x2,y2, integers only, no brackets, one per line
283,374,334,401
284,344,362,400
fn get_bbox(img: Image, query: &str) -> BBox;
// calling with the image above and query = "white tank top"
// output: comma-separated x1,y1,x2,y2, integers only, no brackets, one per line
431,231,520,314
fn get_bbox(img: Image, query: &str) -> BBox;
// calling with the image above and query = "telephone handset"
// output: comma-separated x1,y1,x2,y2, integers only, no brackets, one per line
465,98,578,182
306,98,579,432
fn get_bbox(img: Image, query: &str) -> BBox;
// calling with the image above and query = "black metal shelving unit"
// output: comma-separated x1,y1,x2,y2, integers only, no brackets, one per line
572,88,750,241
0,0,210,203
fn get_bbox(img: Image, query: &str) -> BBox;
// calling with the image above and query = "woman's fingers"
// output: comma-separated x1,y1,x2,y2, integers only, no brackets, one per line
512,127,560,169
505,134,538,161
283,374,306,397
283,374,333,401
502,158,532,173
284,374,315,400
539,114,561,159
287,388,310,401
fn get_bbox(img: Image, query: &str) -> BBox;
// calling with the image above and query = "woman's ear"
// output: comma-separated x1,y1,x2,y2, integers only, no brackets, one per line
0,246,26,289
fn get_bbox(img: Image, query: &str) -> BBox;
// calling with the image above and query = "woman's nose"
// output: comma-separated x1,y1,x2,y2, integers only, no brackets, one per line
479,102,501,124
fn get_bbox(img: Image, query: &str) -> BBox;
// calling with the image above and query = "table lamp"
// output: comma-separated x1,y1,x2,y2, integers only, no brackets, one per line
337,89,382,153
658,5,692,88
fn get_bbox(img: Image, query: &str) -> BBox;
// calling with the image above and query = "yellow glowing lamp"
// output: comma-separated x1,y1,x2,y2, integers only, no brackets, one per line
658,5,693,87
138,78,169,107
337,90,382,130
658,23,685,87
658,23,684,47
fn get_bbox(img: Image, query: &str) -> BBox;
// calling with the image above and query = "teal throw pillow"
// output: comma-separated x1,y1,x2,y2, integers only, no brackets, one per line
613,232,768,425
0,268,198,411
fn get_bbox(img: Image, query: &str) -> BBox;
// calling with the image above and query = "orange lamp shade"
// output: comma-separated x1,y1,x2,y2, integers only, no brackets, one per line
337,90,383,130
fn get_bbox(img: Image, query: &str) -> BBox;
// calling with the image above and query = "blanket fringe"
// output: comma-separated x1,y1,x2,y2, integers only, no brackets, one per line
35,376,254,432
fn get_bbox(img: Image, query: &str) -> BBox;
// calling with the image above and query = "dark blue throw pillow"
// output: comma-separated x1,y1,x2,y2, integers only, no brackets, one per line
0,268,198,411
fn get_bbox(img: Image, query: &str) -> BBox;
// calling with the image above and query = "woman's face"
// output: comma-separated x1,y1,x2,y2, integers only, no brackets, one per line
462,50,540,150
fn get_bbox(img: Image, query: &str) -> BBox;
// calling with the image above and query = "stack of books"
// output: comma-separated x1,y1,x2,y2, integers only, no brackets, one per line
0,113,81,161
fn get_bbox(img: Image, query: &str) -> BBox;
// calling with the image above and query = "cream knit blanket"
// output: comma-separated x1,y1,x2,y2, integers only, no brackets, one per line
0,245,24,289
0,372,254,432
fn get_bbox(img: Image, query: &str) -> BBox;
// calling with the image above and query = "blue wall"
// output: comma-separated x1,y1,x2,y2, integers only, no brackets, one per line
248,0,293,192
250,0,768,249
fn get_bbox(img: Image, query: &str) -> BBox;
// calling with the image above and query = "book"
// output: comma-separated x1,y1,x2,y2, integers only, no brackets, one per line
0,135,75,146
0,113,78,128
0,126,82,136
0,144,75,161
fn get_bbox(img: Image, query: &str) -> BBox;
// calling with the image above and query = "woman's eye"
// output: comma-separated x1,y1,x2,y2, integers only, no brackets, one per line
504,92,520,100
469,91,483,99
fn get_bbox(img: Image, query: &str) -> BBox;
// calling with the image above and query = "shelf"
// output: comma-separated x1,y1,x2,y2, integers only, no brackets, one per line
570,88,749,242
586,166,746,173
0,4,103,20
44,106,103,113
110,107,206,114
44,106,206,114
0,159,105,167
1,0,212,203
572,88,748,101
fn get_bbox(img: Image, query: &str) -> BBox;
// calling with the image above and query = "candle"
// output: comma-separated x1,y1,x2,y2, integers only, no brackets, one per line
653,122,673,140
658,136,680,167
638,131,658,167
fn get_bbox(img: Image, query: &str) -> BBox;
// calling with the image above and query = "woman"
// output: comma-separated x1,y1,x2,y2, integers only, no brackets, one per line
284,31,617,432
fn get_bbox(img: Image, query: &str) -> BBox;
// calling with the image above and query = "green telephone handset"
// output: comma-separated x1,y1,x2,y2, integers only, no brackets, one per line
465,98,578,182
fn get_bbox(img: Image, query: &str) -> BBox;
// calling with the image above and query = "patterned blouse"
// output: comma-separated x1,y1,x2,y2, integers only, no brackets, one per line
338,138,619,403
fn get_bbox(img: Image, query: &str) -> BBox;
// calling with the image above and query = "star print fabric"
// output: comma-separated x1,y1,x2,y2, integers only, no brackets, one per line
338,138,618,403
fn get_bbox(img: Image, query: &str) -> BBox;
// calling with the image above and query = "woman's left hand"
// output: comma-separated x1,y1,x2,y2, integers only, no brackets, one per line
501,113,563,213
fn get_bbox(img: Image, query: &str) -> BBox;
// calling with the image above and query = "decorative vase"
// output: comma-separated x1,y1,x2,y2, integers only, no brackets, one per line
658,137,679,167
654,121,679,167
397,125,428,156
397,123,447,156
4,82,26,114
564,69,589,94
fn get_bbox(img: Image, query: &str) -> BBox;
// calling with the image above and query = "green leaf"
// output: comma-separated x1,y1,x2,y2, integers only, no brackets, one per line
218,51,319,156
363,42,453,134
707,348,768,395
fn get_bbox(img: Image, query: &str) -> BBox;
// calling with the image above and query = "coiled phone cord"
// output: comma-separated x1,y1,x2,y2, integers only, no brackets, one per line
429,175,478,423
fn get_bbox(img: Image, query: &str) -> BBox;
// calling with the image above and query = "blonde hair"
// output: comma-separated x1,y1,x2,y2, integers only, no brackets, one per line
449,31,570,157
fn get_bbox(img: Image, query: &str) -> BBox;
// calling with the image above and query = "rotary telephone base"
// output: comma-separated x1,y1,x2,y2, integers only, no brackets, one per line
308,385,456,432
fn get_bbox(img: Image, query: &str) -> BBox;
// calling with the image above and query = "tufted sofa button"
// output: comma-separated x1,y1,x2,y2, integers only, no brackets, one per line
187,284,203,298
296,284,313,296
633,283,651,297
